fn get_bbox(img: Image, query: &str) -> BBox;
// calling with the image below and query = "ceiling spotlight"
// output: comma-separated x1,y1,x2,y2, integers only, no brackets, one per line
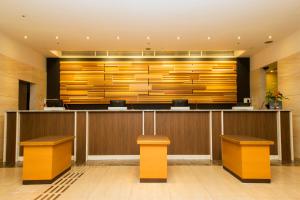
237,36,241,40
176,36,181,40
86,36,90,40
21,14,26,18
55,36,59,40
268,35,272,40
116,36,120,40
23,35,28,39
207,36,211,40
146,36,150,40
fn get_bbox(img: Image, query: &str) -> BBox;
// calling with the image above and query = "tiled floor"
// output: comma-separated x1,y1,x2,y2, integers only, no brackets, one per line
1,164,300,200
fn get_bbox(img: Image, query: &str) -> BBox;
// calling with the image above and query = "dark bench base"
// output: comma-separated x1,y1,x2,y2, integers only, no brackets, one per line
23,167,71,185
140,178,167,183
223,166,271,183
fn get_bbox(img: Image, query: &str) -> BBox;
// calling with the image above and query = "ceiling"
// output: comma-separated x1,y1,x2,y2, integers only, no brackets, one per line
0,0,300,57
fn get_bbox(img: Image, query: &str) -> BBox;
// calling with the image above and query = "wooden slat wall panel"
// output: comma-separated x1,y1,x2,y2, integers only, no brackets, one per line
60,61,237,104
223,111,278,155
156,111,210,155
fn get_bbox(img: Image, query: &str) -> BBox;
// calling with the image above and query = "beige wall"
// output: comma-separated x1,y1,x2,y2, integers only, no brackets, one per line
250,68,266,108
278,53,300,159
0,32,46,161
266,72,278,92
251,29,300,70
251,29,300,159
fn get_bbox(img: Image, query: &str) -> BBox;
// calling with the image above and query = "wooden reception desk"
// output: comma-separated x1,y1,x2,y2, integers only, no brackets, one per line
4,110,293,165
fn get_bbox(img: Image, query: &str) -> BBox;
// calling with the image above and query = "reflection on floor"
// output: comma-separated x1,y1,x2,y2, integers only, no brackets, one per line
0,163,300,200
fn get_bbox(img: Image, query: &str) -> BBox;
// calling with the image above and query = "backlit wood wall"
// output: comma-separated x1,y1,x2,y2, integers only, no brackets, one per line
60,61,237,104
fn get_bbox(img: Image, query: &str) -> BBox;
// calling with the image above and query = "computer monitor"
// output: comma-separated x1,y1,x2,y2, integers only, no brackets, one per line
172,99,189,107
109,100,126,107
46,99,64,107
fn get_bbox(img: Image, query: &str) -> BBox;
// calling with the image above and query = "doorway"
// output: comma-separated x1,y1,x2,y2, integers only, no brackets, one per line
19,80,31,110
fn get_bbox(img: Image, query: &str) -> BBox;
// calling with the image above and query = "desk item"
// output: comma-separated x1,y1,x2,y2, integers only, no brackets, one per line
170,106,190,111
107,107,127,110
21,136,74,184
137,135,170,182
172,99,188,107
231,106,254,111
221,135,274,183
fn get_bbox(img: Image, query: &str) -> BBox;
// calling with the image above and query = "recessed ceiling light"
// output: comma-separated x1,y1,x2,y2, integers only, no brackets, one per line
237,36,241,40
55,36,59,40
176,36,181,40
116,36,120,40
268,35,272,40
21,14,26,18
23,35,28,39
146,36,150,40
207,36,211,40
86,36,90,40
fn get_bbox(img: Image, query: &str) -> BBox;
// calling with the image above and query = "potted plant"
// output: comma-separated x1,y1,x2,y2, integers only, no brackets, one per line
265,90,288,109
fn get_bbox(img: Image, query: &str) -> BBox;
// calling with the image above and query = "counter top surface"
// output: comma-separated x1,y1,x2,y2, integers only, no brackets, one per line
20,136,74,146
221,135,274,145
137,135,170,145
7,109,290,112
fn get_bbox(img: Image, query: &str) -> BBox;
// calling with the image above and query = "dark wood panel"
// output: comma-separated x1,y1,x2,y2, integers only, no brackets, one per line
280,111,291,163
76,112,86,164
212,111,222,161
223,111,278,155
156,111,210,155
88,112,142,155
144,111,154,135
19,112,74,156
18,80,30,110
5,112,16,166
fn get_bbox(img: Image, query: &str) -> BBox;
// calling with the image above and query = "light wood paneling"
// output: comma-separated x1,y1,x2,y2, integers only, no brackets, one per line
156,111,210,155
60,61,237,104
0,54,46,162
278,53,300,159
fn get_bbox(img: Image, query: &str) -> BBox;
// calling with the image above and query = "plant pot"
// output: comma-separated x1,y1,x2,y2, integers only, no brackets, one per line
269,100,282,110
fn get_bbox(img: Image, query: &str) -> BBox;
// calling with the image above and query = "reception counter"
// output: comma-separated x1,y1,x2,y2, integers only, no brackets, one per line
3,110,294,165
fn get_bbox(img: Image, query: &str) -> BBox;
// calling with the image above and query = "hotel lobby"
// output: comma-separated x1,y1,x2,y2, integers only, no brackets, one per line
1,0,300,199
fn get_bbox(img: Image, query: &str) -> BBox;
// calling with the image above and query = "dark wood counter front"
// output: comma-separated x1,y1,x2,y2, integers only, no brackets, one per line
223,111,277,154
4,110,293,165
88,111,142,155
156,111,210,155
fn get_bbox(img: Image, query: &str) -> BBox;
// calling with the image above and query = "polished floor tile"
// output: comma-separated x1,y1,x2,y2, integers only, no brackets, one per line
1,165,300,200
